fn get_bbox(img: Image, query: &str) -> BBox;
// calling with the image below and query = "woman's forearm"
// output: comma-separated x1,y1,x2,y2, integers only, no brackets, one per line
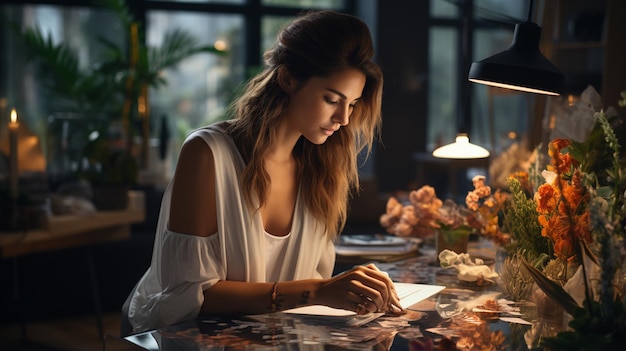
200,265,405,317
200,279,324,315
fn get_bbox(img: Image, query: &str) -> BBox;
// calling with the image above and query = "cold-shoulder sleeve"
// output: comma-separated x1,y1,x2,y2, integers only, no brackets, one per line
122,124,333,336
126,229,223,333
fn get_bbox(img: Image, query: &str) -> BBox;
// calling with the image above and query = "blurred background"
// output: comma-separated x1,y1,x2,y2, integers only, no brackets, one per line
0,0,623,349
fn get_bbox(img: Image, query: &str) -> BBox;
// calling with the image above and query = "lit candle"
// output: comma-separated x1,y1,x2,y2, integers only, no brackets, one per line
9,109,19,199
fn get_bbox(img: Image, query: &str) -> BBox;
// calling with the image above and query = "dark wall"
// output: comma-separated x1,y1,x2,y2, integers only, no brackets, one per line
375,0,429,192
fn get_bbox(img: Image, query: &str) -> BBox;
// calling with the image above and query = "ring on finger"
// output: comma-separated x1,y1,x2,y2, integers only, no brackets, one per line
356,302,369,315
359,294,380,313
365,296,381,312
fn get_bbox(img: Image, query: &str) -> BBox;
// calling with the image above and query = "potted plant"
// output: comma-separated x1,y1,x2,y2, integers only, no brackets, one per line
15,0,223,209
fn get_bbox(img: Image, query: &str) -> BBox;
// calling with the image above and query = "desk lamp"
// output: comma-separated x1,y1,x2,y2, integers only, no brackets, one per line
467,0,565,96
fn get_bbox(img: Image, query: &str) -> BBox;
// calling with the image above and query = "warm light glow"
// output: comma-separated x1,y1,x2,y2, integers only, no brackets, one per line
432,133,490,159
10,108,18,124
468,78,560,96
8,108,19,199
138,95,147,116
567,94,576,106
214,40,228,51
549,114,556,130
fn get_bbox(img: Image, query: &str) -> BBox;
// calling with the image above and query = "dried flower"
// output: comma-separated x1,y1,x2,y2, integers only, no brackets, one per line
451,314,506,351
465,175,510,245
500,251,534,301
379,186,446,238
381,176,510,246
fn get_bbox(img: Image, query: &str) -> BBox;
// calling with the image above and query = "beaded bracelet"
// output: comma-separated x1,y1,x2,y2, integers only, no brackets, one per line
270,282,278,313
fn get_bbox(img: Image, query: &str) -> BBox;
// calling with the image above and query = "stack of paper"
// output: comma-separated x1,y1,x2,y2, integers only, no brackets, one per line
335,234,421,262
334,234,420,256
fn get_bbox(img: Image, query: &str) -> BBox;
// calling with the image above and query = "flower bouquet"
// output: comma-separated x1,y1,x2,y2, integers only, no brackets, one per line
502,91,626,350
379,184,476,255
379,176,509,250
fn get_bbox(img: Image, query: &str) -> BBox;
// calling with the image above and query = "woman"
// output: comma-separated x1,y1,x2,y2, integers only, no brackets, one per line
122,9,404,336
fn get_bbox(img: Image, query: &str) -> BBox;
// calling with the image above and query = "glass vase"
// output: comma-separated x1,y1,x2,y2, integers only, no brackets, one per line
436,228,470,255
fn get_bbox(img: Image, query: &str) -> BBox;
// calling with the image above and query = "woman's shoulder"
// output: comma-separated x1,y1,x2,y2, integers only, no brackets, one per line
187,120,233,140
182,120,244,165
182,121,238,152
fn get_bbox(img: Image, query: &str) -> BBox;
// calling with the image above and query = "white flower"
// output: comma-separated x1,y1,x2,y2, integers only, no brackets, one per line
541,170,557,185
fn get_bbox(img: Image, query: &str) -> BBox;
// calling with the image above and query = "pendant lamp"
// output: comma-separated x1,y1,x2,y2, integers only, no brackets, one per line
432,133,490,159
468,0,564,96
433,1,490,160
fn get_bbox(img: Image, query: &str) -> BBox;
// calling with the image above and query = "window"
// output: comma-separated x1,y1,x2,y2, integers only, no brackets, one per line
261,16,292,54
1,0,357,186
262,0,345,9
153,0,246,3
146,10,245,175
472,28,530,154
428,27,458,151
2,4,124,140
428,0,532,155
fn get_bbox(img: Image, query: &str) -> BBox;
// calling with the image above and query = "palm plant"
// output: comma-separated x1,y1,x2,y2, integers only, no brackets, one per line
16,0,224,185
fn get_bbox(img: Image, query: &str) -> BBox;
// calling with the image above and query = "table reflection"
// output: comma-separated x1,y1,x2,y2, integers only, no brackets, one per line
126,313,409,350
121,240,545,351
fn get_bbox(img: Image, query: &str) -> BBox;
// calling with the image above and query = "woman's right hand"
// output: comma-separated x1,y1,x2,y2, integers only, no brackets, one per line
315,264,405,315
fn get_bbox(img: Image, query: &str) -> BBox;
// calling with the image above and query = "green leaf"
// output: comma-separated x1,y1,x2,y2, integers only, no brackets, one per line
580,239,600,267
521,258,580,316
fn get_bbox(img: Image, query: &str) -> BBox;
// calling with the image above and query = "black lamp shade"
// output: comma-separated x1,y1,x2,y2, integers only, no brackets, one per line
468,22,565,95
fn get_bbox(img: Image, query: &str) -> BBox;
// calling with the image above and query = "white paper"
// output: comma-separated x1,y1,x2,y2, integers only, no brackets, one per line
395,283,445,309
282,283,444,326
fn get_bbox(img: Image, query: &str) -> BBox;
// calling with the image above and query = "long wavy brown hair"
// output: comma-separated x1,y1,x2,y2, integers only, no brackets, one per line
227,10,383,239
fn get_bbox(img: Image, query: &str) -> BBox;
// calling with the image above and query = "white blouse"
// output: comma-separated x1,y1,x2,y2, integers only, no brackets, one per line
122,123,336,334
264,231,291,282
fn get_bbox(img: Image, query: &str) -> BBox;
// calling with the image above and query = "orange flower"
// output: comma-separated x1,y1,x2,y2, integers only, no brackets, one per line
548,138,579,175
465,175,509,245
484,215,500,237
466,191,481,211
535,148,592,260
380,186,444,238
550,215,575,259
559,153,576,173
562,182,583,210
553,237,574,259
574,211,592,243
535,183,558,213
510,172,531,194
537,214,551,238
382,176,510,245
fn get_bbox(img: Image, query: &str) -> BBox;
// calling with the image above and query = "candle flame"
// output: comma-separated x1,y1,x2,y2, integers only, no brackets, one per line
10,109,17,123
